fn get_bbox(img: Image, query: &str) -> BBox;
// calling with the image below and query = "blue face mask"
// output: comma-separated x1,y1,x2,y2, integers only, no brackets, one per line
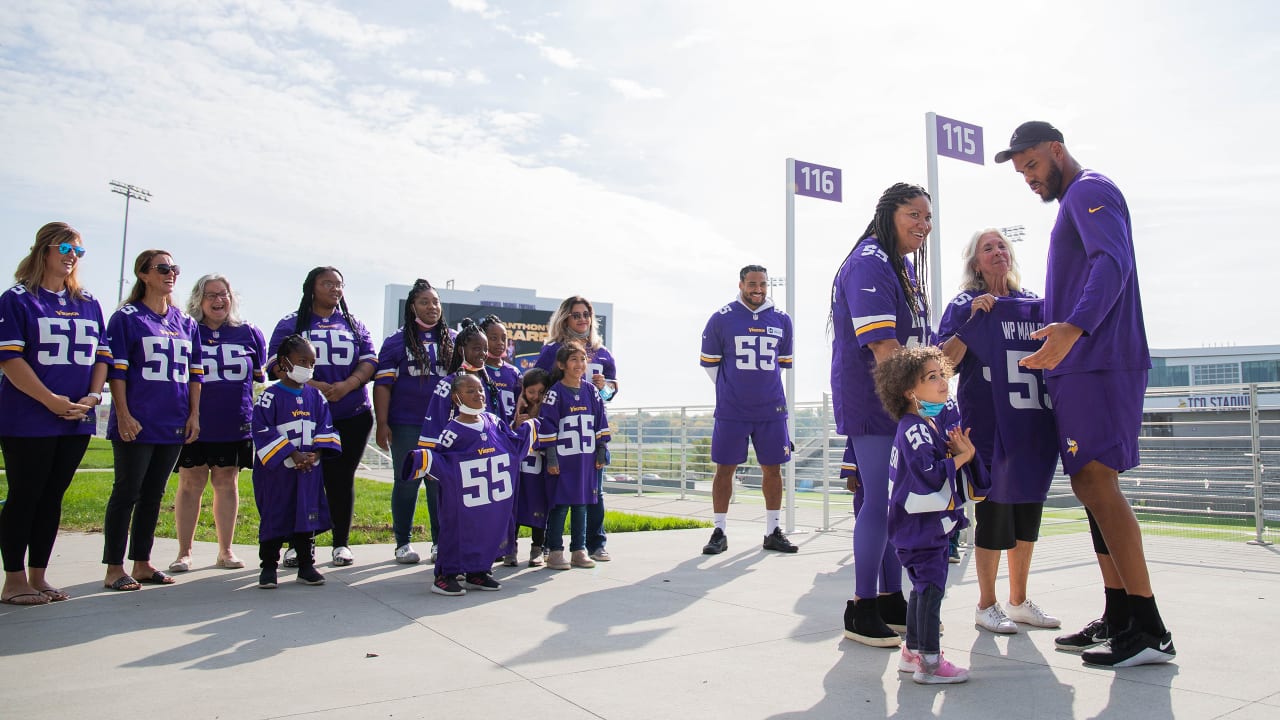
918,399,946,417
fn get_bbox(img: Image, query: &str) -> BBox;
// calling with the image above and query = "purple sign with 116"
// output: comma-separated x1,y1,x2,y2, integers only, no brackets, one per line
934,115,984,165
793,160,842,202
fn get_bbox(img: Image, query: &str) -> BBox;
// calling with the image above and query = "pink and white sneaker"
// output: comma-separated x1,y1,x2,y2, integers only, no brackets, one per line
898,646,923,673
912,652,969,685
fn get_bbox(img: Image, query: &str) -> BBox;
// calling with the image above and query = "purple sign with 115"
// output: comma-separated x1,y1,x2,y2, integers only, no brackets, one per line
934,115,985,165
793,160,842,202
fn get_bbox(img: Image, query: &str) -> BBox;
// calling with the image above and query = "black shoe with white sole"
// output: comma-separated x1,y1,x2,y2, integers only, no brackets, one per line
1082,627,1176,667
843,598,902,648
1055,617,1113,652
703,528,728,555
762,527,798,553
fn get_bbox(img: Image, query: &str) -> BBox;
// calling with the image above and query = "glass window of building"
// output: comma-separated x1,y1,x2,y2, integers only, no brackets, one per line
1192,362,1241,386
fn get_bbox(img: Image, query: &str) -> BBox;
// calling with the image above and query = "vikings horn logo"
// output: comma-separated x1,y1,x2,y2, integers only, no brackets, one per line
1066,438,1079,457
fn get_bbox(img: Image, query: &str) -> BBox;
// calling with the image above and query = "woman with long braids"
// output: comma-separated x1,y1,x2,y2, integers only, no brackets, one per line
373,279,454,564
267,267,377,568
830,183,933,647
0,223,110,605
534,296,618,562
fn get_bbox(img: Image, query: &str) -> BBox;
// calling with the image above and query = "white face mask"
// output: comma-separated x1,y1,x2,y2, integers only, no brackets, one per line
286,364,314,384
458,401,486,416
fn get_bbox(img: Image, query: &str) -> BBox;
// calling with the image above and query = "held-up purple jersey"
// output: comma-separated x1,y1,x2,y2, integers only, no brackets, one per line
484,361,522,426
0,284,111,437
515,443,551,530
195,322,267,442
699,297,793,421
535,343,618,395
267,310,377,421
831,237,932,436
937,288,1039,461
1046,170,1151,377
952,298,1060,504
538,380,611,506
888,401,990,552
251,383,343,542
106,303,203,444
374,326,453,426
417,370,505,448
402,415,537,575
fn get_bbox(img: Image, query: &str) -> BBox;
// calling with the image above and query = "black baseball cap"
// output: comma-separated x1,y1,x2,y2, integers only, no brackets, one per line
993,121,1064,163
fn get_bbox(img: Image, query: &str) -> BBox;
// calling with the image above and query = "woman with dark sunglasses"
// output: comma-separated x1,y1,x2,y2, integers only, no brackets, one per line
100,249,202,591
0,223,110,605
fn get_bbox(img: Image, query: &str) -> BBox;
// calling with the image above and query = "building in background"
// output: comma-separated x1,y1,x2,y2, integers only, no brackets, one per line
1144,344,1280,438
382,284,613,371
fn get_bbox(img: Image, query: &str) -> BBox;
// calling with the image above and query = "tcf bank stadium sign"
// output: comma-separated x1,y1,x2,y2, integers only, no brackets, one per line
1179,394,1251,410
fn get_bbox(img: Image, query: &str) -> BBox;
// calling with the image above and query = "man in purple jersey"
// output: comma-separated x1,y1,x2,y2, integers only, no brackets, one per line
998,121,1173,667
699,265,797,555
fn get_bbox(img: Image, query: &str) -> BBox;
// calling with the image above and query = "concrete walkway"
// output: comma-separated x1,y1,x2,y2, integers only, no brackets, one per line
2,495,1278,719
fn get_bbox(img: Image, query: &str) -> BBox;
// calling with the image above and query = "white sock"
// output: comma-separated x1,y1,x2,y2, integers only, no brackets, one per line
766,510,780,533
714,513,727,531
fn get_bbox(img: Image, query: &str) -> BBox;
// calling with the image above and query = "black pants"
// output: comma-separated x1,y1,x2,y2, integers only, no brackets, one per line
261,533,315,569
323,411,372,548
0,435,90,572
101,442,182,565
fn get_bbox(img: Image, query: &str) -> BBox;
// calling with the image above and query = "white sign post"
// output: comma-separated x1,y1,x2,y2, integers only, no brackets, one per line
924,112,984,326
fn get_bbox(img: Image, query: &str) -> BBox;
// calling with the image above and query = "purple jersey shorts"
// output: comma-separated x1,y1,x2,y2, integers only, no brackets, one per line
1046,369,1146,476
711,418,792,466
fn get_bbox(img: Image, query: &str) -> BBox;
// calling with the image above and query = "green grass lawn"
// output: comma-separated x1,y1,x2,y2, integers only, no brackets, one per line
1,468,708,547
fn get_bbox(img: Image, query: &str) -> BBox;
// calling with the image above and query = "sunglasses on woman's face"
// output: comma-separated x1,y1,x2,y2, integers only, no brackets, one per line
56,242,86,258
570,311,591,320
149,263,181,276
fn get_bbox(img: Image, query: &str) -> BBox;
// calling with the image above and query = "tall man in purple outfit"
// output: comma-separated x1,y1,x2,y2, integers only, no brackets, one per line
997,121,1174,667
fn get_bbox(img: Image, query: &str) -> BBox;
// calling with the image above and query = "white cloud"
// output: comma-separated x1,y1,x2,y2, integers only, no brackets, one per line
398,67,458,87
537,44,581,69
465,68,489,85
609,78,665,101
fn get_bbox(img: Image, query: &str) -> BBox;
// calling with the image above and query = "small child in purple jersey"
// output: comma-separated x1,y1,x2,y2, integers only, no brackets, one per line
480,314,522,427
539,342,610,571
876,346,990,685
512,368,551,566
252,335,342,589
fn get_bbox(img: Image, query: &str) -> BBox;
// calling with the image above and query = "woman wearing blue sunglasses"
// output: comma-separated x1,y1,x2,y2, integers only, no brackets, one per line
0,223,110,605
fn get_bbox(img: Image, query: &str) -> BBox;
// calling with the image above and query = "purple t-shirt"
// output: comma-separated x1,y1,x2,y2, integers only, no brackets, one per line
538,380,611,506
251,382,342,541
952,297,1060,504
268,310,377,421
1045,170,1151,376
195,322,266,442
830,237,932,436
700,297,793,421
484,361,522,426
374,326,454,427
0,284,111,437
402,415,536,575
106,302,203,444
888,401,990,551
417,370,506,448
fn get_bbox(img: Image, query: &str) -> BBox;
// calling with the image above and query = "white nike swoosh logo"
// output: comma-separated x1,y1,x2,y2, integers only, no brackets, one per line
1158,639,1172,651
861,287,877,293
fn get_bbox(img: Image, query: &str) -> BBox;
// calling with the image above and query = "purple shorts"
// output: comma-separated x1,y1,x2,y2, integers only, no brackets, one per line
711,418,791,466
1046,369,1146,476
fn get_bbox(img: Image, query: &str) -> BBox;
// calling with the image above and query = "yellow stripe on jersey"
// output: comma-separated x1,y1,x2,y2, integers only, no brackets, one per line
855,320,895,336
258,436,291,464
0,343,24,353
700,354,722,364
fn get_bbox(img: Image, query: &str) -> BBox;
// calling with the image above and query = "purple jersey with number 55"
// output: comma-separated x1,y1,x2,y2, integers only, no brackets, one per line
268,311,377,421
106,302,203,444
252,382,342,541
538,381,611,505
700,298,793,421
196,322,267,442
0,284,111,437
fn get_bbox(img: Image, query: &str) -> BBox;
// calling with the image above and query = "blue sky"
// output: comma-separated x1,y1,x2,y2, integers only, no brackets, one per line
2,0,1276,406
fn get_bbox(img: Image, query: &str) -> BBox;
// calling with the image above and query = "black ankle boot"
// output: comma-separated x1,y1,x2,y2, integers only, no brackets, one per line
877,592,909,633
843,598,902,648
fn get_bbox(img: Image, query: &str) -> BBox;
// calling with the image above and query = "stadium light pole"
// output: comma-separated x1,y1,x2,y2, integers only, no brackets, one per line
109,181,151,306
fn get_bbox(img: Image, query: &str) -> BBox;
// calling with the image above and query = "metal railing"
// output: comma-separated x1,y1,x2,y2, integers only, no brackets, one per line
604,382,1280,545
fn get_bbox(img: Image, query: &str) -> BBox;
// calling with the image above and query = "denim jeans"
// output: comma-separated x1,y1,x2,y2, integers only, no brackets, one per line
389,423,440,546
586,468,608,552
546,504,586,552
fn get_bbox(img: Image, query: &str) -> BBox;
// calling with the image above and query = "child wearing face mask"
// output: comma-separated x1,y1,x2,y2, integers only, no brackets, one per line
251,335,342,588
875,346,989,685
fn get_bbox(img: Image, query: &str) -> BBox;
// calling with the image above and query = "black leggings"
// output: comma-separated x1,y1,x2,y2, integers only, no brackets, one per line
261,533,316,569
102,442,183,565
324,411,372,548
0,435,90,572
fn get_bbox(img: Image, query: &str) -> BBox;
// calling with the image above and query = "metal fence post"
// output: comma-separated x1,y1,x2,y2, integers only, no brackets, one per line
819,393,832,531
636,408,645,496
1248,383,1271,545
680,406,688,500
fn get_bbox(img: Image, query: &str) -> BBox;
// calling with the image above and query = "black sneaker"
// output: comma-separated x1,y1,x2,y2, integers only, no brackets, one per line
762,527,798,553
703,528,728,555
843,599,902,648
464,573,501,591
877,592,909,634
1082,627,1176,667
1054,617,1113,652
431,574,466,596
258,567,278,589
295,566,325,586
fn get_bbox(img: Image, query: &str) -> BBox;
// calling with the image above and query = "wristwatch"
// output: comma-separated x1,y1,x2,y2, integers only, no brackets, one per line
87,392,103,404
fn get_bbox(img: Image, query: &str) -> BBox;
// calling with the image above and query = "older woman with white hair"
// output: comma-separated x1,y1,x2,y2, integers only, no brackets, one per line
939,228,1060,636
169,274,266,572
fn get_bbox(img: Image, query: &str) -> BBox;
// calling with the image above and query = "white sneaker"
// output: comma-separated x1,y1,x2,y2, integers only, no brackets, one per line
394,544,420,564
332,546,354,566
502,553,519,567
429,544,438,564
282,548,299,568
1005,599,1061,628
975,603,1018,634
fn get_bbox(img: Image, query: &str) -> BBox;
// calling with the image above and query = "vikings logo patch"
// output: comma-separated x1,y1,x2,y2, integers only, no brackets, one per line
1066,438,1079,457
